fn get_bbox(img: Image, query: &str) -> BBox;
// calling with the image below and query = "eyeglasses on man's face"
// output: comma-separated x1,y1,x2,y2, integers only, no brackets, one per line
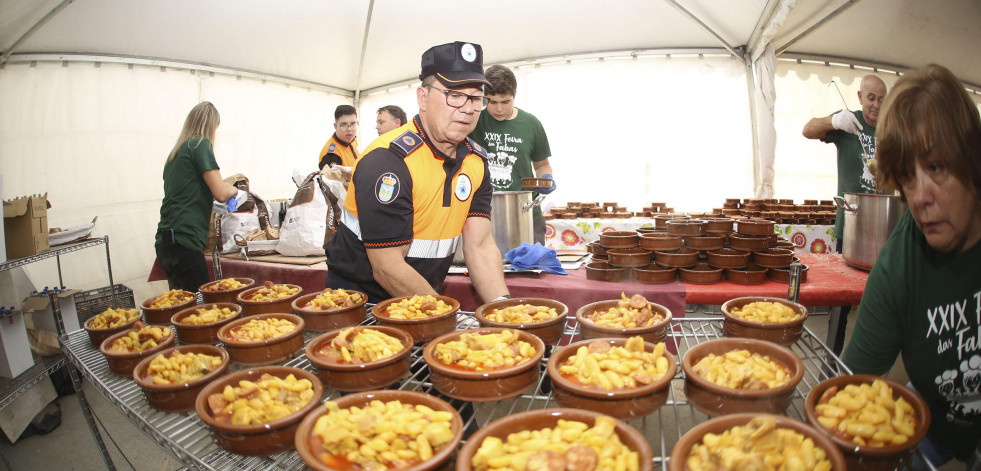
425,86,489,110
337,122,358,130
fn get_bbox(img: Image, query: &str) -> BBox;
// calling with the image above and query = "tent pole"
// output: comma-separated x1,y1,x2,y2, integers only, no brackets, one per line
353,0,376,111
776,0,861,55
0,0,74,66
663,0,740,57
745,53,762,197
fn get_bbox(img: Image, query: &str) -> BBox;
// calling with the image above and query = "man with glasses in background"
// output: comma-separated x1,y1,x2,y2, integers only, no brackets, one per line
324,41,510,305
318,104,360,170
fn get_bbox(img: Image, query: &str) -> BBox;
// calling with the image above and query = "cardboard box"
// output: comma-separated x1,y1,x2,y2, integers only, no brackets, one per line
0,308,35,379
2,194,50,259
22,289,81,334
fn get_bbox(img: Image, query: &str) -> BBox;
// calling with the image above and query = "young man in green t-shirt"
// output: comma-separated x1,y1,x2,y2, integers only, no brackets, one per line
469,65,556,243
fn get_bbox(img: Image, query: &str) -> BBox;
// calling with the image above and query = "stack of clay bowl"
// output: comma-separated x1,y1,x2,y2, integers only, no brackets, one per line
706,218,782,285
586,231,645,282
721,197,837,225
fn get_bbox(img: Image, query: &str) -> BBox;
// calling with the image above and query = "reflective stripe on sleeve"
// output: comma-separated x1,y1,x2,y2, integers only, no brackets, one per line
340,208,362,239
407,236,461,259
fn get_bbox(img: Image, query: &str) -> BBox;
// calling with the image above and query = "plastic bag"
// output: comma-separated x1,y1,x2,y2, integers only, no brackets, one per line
277,172,346,256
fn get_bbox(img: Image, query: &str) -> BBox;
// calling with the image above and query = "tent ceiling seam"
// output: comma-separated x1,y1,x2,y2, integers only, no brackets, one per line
781,52,981,92
775,0,860,55
353,0,376,108
664,0,743,58
0,0,74,66
747,0,783,56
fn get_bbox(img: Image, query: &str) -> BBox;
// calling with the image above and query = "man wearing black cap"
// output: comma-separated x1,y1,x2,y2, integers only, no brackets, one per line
324,41,511,304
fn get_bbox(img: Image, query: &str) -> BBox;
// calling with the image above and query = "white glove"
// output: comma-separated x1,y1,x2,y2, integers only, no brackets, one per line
831,110,862,135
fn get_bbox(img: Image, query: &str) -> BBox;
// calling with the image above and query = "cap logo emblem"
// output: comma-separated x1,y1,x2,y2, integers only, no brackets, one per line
461,44,477,63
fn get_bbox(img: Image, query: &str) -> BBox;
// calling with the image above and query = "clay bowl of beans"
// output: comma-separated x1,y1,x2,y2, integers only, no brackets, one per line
291,288,368,332
599,231,639,249
474,297,569,344
768,263,810,283
132,344,229,412
547,337,677,420
585,261,627,282
668,413,846,471
456,408,654,471
371,294,460,344
99,323,176,378
199,277,254,304
752,248,794,268
171,302,242,345
654,247,699,268
724,264,769,285
804,374,931,471
304,325,413,392
195,366,322,456
296,389,463,471
706,248,751,269
683,234,726,251
141,289,196,325
728,234,771,252
606,247,653,268
721,296,808,346
575,294,672,344
638,232,682,251
666,218,708,236
236,282,303,316
631,264,677,284
217,313,306,365
682,337,804,417
423,327,545,402
679,262,724,284
736,218,775,235
84,307,142,347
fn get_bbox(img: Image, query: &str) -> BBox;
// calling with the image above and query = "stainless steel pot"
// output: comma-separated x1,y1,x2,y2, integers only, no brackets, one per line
490,191,545,258
834,193,907,270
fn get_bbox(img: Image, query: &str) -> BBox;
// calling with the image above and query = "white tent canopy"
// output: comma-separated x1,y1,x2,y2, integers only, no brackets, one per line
1,0,979,301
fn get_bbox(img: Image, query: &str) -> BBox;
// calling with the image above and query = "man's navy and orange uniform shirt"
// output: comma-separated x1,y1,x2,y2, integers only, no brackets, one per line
318,133,360,169
325,116,492,301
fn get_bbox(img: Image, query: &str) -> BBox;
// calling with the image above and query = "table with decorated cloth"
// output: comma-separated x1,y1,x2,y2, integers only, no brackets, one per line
544,217,838,254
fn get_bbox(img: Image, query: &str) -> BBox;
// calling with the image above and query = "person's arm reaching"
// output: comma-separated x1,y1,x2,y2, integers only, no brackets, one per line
803,111,862,139
462,217,509,303
365,245,439,297
533,158,556,194
203,169,239,202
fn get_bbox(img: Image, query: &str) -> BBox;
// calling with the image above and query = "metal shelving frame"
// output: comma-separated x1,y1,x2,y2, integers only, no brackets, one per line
62,313,855,471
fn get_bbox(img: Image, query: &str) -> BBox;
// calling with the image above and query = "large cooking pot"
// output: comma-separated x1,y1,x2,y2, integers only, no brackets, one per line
490,191,545,259
834,193,907,271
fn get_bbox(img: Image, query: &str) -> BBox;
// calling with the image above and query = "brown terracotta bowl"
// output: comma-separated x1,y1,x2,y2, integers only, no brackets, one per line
635,226,660,234
575,299,673,344
84,309,141,347
721,296,808,346
456,408,654,471
100,324,176,377
725,264,769,285
654,247,699,268
585,261,628,282
679,262,724,284
589,253,608,261
296,389,463,471
586,241,608,256
631,264,677,284
521,176,553,189
217,313,306,365
474,297,569,344
704,217,734,233
768,263,810,283
804,374,931,471
423,327,545,402
141,290,196,325
171,302,243,345
132,344,229,412
638,232,682,251
682,337,804,416
654,214,687,229
371,294,460,344
729,234,771,252
235,284,303,316
606,247,653,268
195,366,322,456
736,218,775,235
290,289,368,332
683,234,726,251
199,277,255,304
666,218,708,236
304,326,412,392
753,248,794,268
668,413,847,471
547,338,678,420
599,231,639,248
706,248,751,269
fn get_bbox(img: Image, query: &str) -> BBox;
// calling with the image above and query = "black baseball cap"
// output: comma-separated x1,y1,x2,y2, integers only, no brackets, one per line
419,41,490,87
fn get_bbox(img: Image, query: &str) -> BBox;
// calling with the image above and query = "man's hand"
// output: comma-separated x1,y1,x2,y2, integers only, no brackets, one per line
539,173,557,194
831,110,862,135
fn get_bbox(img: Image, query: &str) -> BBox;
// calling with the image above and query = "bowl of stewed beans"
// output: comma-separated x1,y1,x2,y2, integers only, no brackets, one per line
99,322,175,377
575,293,673,344
217,313,305,365
141,289,196,324
291,288,368,332
84,307,141,347
457,408,654,471
304,325,413,392
547,336,677,420
804,375,930,471
423,327,545,402
721,296,808,346
372,294,460,343
132,344,229,412
195,366,322,456
295,389,463,471
171,302,242,345
199,277,254,304
668,413,846,471
236,281,303,316
682,337,804,417
474,297,569,344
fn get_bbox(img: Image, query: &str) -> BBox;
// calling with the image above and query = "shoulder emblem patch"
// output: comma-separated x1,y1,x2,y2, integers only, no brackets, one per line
391,130,423,157
454,174,472,201
328,143,336,153
375,172,400,204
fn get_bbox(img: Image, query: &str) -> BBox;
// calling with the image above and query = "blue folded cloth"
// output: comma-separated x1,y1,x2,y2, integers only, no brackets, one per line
505,242,567,275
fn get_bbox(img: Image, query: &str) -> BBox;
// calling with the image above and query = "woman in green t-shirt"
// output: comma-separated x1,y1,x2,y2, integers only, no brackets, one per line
155,102,242,291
